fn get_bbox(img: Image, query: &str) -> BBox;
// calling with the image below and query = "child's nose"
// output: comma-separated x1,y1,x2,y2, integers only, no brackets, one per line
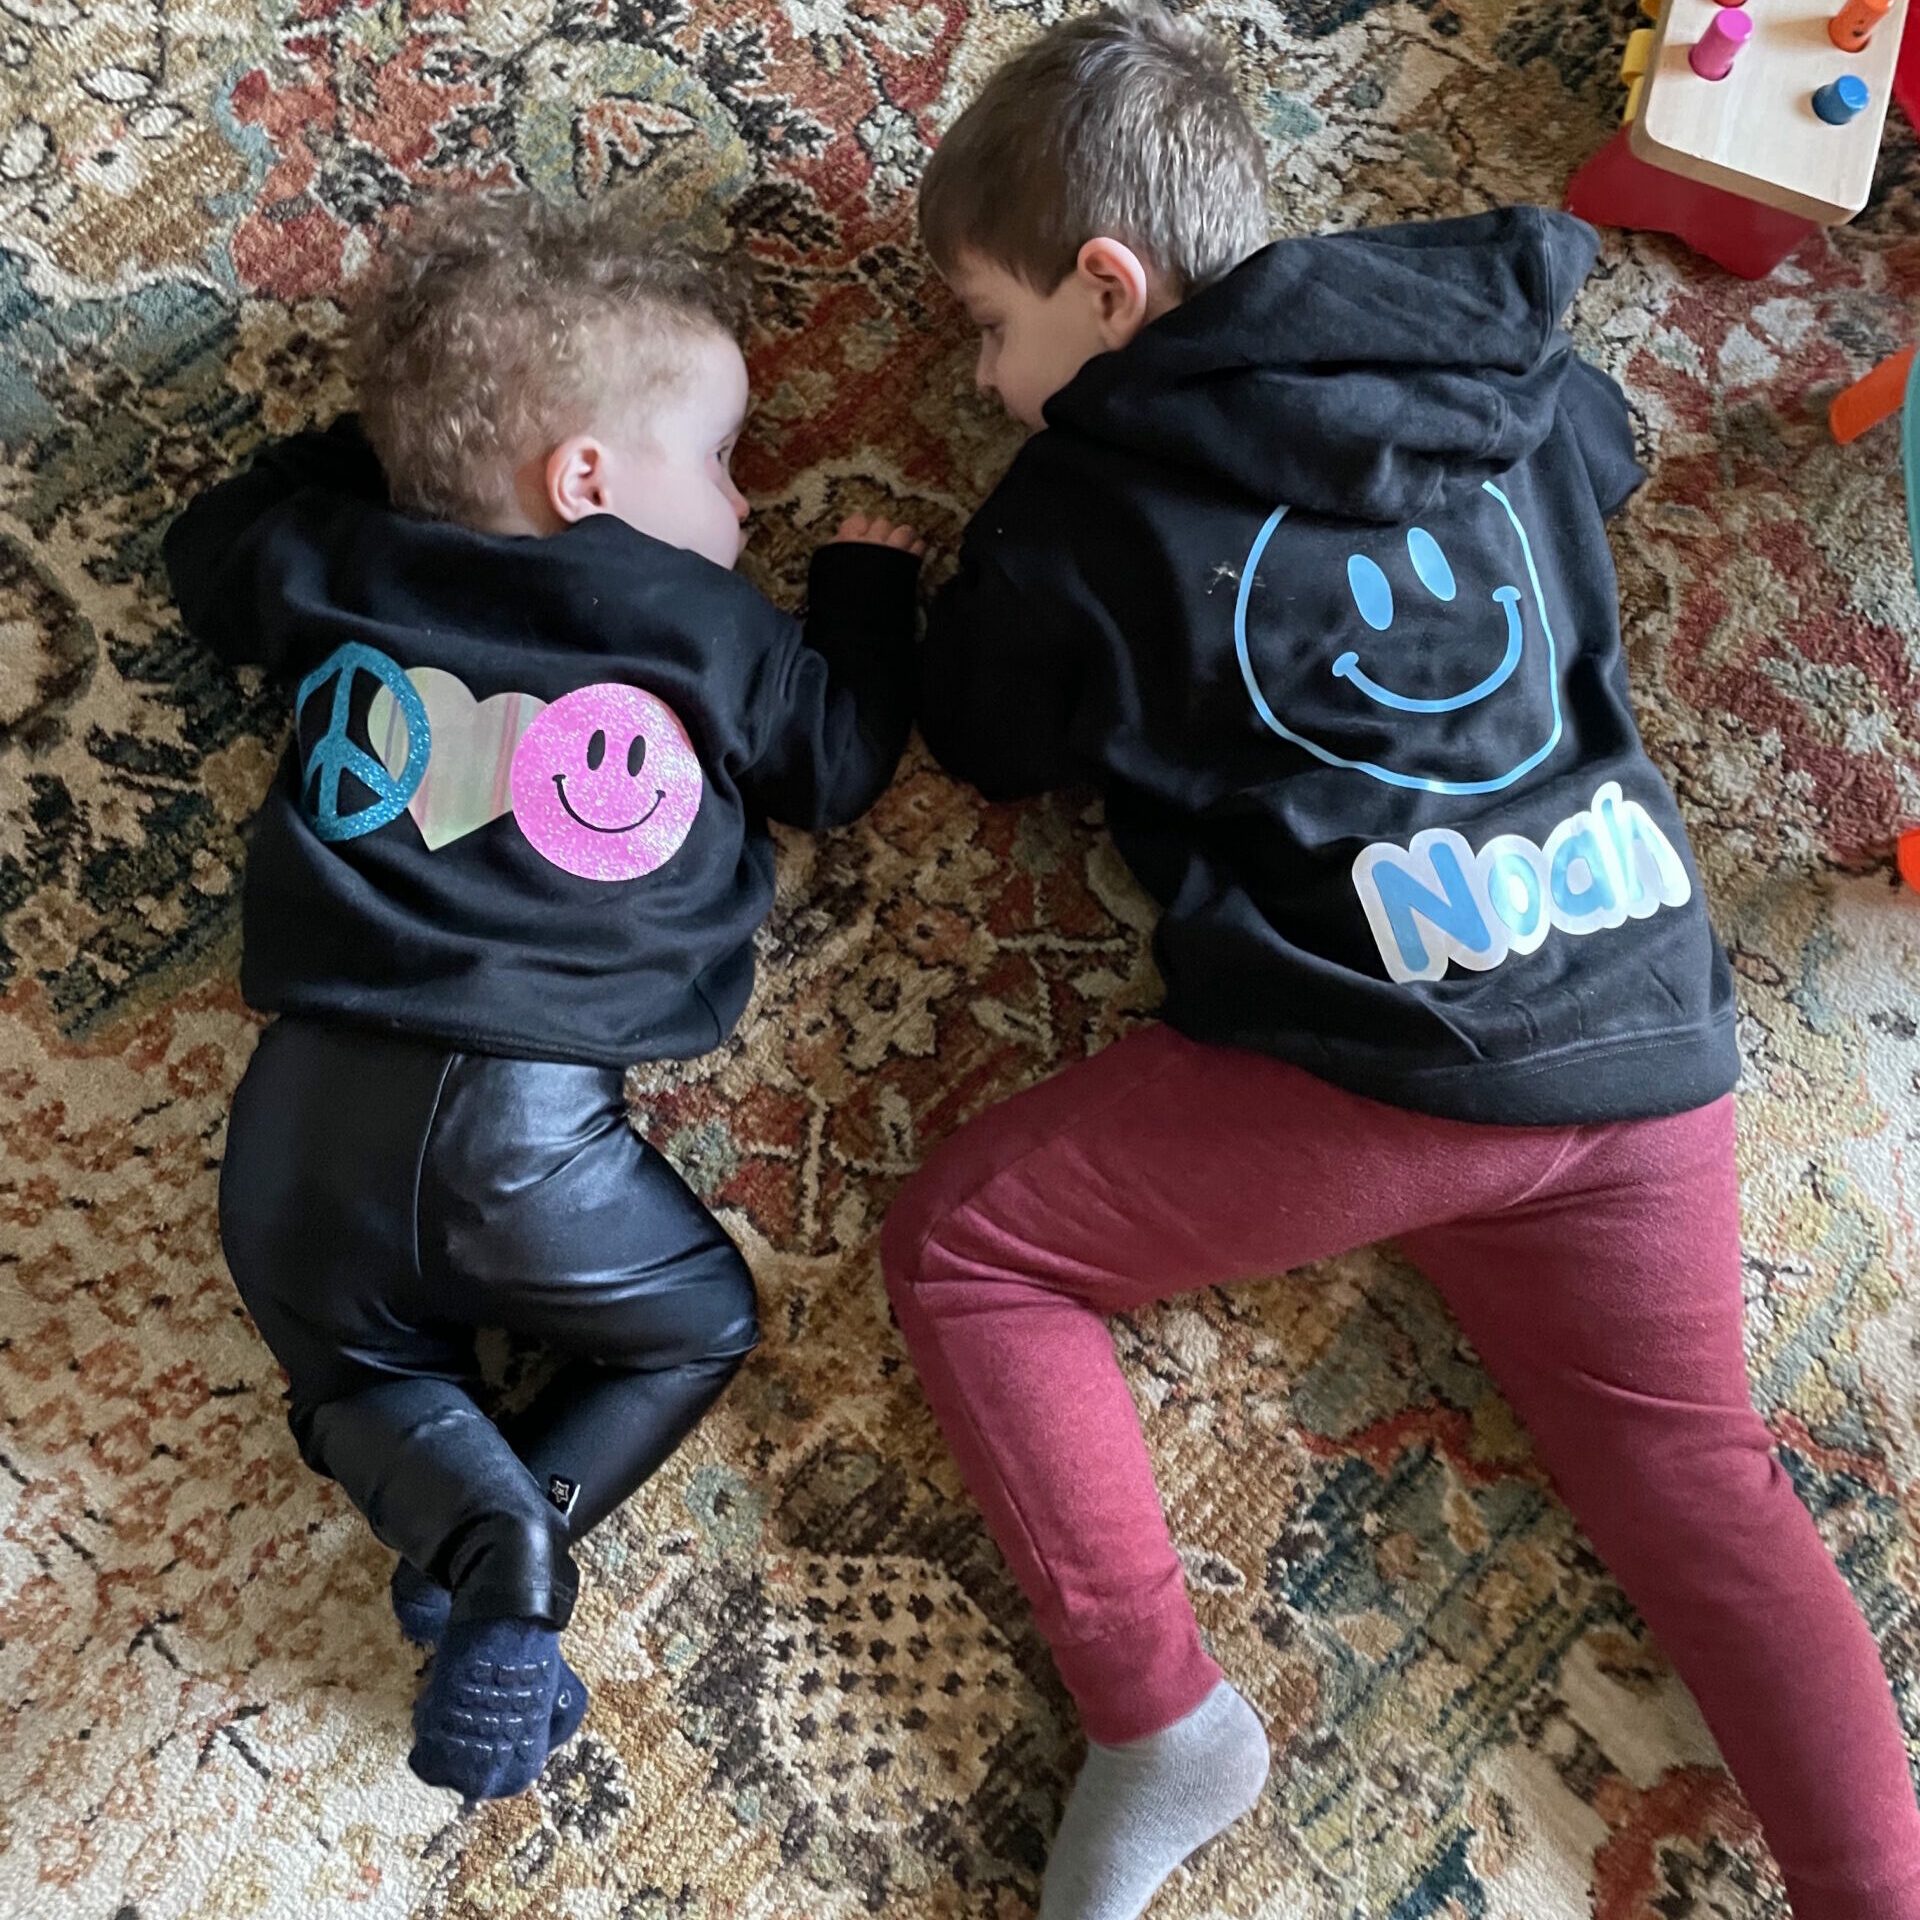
729,483,749,522
975,344,997,397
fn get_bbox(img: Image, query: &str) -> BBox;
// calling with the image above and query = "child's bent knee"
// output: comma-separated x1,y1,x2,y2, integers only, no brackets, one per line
881,1162,965,1297
608,1240,759,1372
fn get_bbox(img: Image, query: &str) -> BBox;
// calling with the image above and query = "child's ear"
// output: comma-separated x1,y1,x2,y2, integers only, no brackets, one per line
545,436,608,524
1076,237,1152,348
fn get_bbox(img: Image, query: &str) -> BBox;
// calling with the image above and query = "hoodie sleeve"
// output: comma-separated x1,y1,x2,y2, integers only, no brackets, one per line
162,415,387,673
739,540,920,830
1561,358,1646,520
917,532,1089,804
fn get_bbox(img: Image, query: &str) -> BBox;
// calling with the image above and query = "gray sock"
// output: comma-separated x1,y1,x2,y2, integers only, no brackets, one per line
1038,1681,1270,1920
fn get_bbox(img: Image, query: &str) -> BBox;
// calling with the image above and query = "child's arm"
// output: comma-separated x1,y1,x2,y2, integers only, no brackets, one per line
740,520,923,830
163,416,386,673
917,533,1086,803
1562,358,1646,520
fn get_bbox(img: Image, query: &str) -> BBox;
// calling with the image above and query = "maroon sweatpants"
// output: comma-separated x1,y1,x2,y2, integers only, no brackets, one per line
882,1024,1920,1920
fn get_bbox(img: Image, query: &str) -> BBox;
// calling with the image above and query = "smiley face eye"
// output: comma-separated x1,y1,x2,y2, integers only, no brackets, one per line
627,734,646,778
1347,554,1393,632
587,729,606,771
1407,527,1456,602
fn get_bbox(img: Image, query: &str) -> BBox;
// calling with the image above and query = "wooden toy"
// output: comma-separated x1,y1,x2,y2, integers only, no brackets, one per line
1568,0,1910,276
1813,73,1872,120
1832,0,1892,53
1688,8,1752,81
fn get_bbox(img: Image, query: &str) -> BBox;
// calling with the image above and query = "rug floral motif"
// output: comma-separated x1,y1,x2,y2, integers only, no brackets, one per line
3,2,1919,1917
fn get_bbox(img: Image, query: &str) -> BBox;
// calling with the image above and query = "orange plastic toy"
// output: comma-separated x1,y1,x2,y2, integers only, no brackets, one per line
1830,345,1917,441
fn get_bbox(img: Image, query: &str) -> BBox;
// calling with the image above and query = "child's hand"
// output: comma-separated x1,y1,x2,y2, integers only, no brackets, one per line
833,512,928,558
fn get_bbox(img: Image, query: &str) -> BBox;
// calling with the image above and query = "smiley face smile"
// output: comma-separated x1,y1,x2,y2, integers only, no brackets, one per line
552,776,666,835
1332,586,1523,714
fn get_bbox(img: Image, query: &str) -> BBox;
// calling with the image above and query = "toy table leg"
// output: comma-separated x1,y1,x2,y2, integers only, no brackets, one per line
1566,130,1821,279
1896,19,1920,133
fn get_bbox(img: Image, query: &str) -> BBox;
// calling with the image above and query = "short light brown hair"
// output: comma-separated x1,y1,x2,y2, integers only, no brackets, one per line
350,193,750,527
919,3,1269,296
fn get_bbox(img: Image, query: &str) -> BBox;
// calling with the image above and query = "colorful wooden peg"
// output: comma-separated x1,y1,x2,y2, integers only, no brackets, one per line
1830,0,1891,54
1690,7,1753,79
1622,26,1654,80
1638,0,1660,17
1814,73,1872,120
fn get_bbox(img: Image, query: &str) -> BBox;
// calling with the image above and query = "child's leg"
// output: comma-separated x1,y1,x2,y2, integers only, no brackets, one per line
420,1051,760,1543
1403,1098,1920,1920
221,1022,582,1626
881,1024,1578,1917
398,1060,758,1796
220,1025,585,1797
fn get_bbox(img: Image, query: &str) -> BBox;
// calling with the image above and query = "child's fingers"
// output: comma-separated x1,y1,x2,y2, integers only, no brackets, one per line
830,511,927,557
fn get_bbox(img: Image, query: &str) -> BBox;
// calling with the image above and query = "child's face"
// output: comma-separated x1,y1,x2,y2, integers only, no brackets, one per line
548,329,752,568
946,252,1122,431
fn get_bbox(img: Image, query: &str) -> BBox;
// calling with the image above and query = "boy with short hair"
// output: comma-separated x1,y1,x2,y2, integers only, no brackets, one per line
166,191,924,1802
887,8,1920,1918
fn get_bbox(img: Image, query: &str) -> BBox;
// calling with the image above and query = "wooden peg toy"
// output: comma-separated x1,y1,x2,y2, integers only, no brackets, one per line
1831,0,1893,53
1814,73,1872,119
1615,0,1909,227
1690,7,1753,79
1621,28,1654,119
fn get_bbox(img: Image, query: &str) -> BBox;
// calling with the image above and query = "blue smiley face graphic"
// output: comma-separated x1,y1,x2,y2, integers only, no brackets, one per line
1233,481,1563,795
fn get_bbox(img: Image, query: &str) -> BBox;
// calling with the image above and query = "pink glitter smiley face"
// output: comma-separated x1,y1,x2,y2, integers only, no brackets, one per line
510,683,703,882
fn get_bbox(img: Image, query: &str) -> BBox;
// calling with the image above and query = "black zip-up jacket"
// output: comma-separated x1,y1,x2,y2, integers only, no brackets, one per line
166,417,920,1066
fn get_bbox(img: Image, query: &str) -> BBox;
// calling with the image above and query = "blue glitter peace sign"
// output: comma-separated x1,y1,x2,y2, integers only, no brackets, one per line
293,643,430,843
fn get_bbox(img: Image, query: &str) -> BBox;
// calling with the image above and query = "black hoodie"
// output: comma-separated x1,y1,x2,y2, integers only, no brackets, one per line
165,418,920,1067
921,209,1737,1126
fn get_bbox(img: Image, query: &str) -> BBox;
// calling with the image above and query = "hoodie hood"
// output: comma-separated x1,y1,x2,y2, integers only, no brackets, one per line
1044,207,1600,523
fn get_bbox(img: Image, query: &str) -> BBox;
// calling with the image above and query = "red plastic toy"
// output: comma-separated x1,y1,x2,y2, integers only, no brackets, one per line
1896,9,1920,122
1566,131,1821,278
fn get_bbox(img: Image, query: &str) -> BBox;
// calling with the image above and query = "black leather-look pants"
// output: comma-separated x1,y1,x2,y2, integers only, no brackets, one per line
219,1018,759,1628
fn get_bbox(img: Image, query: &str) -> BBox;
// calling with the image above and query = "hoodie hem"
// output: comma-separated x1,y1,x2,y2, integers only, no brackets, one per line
1162,1002,1740,1128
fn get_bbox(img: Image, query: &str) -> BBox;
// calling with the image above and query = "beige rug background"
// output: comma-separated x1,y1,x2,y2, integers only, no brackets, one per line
3,2,1920,1915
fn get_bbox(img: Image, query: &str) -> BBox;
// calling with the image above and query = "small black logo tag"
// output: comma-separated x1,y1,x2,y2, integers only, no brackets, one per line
546,1474,580,1518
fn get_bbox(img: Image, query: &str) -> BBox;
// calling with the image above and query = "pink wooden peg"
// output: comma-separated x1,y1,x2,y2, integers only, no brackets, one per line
1690,8,1753,79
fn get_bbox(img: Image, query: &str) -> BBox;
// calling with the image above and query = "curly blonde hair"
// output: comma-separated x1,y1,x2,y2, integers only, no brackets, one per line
349,193,751,528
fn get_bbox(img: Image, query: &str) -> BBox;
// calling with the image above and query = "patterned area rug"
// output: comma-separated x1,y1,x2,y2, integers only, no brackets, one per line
4,2,1920,1916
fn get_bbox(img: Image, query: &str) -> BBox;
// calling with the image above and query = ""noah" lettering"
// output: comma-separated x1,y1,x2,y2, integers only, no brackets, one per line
1352,781,1693,985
